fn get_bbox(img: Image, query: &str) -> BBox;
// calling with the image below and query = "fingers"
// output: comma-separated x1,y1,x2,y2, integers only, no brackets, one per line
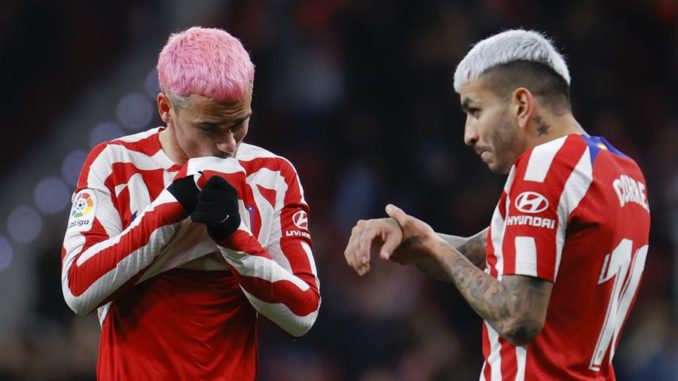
379,221,402,260
345,220,380,276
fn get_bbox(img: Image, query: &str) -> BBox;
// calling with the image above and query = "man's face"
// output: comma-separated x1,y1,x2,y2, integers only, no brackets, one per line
458,79,524,174
165,90,252,160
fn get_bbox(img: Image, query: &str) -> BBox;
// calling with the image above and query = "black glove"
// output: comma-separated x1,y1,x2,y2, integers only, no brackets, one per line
167,176,199,215
191,175,241,241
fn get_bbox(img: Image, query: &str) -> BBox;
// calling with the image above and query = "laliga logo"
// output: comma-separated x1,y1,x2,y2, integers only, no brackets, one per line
72,193,94,218
515,191,549,214
292,210,308,229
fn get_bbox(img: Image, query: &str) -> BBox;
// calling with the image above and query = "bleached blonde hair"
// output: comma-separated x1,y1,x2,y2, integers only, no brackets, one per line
453,29,570,93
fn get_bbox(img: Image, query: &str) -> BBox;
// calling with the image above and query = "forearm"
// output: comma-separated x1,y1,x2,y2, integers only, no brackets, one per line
429,237,546,346
410,228,487,282
438,227,487,268
62,190,185,315
217,231,321,337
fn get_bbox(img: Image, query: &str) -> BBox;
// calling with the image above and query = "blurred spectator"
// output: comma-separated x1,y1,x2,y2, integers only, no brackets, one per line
0,0,675,380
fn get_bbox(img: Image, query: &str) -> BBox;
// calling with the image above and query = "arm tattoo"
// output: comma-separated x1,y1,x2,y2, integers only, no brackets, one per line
436,240,552,346
534,115,550,136
456,228,488,268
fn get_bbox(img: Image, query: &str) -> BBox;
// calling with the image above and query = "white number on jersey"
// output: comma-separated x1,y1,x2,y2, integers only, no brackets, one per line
590,239,648,371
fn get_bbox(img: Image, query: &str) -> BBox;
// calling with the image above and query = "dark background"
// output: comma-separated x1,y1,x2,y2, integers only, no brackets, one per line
0,0,675,380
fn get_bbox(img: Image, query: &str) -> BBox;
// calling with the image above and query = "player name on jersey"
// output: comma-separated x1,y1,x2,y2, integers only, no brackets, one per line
612,174,649,211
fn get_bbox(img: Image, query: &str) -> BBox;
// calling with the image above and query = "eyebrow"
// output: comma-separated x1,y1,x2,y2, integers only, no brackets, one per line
198,113,252,128
461,98,476,111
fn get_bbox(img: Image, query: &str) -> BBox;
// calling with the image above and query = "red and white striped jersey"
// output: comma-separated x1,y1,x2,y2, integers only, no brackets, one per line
482,134,650,380
61,127,321,381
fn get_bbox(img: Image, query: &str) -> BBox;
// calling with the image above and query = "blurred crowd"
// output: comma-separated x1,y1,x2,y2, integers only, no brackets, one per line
0,0,676,380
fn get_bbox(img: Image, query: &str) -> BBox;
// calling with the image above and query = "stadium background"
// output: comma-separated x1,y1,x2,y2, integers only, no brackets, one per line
0,1,675,380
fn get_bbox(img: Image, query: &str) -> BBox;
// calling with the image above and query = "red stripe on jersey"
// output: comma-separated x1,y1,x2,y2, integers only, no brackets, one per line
67,201,184,296
105,164,168,200
482,325,492,380
501,136,588,281
233,274,320,316
256,184,276,208
499,337,517,379
77,143,109,191
485,228,499,278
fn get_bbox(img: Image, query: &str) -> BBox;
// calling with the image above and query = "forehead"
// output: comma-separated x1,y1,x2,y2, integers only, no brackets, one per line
458,77,498,106
184,91,252,121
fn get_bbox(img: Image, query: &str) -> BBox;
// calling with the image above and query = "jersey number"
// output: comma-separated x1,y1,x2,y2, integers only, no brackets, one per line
589,239,648,371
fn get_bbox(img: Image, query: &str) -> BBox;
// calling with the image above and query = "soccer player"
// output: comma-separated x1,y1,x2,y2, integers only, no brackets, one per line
61,27,321,380
344,29,650,380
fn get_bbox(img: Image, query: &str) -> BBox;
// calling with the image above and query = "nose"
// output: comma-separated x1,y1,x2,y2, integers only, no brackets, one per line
215,130,237,157
463,118,478,146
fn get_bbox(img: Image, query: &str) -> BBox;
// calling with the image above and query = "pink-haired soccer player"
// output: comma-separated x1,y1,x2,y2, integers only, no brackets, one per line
62,27,320,380
345,29,650,380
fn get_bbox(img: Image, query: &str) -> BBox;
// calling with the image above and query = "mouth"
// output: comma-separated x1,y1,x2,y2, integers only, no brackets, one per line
475,148,491,162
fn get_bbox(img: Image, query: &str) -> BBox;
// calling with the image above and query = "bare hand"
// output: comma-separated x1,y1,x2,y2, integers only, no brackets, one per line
383,204,438,262
344,218,403,276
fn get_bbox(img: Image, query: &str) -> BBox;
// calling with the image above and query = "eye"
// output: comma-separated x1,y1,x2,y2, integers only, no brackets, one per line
467,108,480,117
197,123,219,132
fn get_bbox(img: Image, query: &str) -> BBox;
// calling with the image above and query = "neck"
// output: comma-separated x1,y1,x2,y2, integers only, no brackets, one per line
159,127,188,165
529,112,584,147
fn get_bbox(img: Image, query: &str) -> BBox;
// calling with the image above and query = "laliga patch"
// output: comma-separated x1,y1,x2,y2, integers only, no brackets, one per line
67,190,97,232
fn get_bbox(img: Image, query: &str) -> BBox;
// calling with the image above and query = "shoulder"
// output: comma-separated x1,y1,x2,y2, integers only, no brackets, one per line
514,135,591,185
87,127,167,166
237,143,298,174
78,128,165,188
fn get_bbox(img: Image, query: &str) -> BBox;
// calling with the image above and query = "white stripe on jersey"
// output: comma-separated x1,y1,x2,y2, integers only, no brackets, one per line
87,145,174,188
239,144,309,204
114,127,162,144
63,223,177,314
523,137,566,182
485,321,502,381
248,168,288,265
73,190,176,266
516,345,528,381
489,207,505,280
127,173,152,216
219,247,311,292
240,288,319,337
554,147,593,280
479,362,487,381
514,236,538,277
301,242,317,277
237,143,278,160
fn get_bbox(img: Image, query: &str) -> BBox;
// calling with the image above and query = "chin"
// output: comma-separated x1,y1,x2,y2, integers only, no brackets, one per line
487,162,511,175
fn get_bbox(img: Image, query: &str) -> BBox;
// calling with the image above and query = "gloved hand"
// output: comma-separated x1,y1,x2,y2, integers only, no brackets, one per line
191,175,241,241
167,176,199,215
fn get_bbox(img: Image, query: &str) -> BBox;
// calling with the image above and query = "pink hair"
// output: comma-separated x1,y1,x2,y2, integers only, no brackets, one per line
157,26,255,103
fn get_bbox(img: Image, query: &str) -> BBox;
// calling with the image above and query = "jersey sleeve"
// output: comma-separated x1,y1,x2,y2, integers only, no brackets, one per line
215,159,320,337
501,137,593,282
61,143,187,316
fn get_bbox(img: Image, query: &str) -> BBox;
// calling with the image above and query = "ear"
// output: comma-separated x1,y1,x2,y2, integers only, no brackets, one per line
512,87,534,130
157,92,171,124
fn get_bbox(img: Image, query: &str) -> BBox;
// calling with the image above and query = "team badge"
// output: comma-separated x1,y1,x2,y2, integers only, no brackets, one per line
67,190,97,232
292,210,308,229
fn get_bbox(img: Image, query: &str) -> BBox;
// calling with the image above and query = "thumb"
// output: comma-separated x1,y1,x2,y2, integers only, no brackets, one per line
385,204,406,225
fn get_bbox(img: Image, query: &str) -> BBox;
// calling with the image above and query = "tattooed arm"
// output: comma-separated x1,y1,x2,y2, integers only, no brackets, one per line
385,205,552,346
438,229,488,268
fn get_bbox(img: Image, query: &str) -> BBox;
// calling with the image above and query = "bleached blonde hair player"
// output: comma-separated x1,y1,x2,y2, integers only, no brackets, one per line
344,29,650,380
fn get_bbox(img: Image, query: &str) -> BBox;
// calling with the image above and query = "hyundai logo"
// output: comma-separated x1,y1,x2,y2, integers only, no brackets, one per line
514,191,549,213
